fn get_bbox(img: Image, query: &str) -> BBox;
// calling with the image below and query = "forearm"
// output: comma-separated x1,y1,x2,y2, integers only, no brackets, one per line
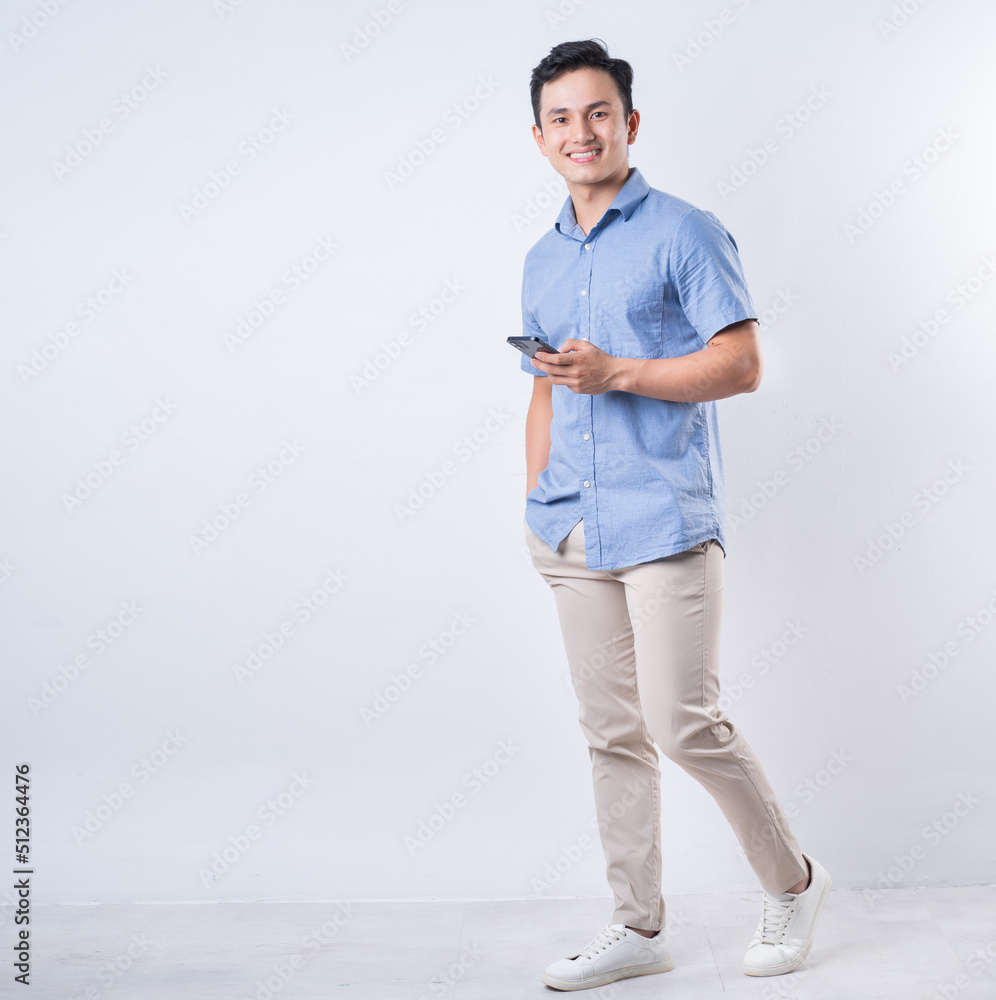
609,330,762,403
525,387,553,494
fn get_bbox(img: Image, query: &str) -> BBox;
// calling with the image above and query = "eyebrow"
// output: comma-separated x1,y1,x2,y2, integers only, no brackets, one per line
546,100,611,120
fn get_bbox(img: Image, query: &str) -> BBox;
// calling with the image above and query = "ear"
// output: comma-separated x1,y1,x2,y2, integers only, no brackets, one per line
532,123,549,158
626,109,641,146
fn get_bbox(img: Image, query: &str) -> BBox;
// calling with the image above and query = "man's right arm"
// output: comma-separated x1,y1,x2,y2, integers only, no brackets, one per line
525,373,553,497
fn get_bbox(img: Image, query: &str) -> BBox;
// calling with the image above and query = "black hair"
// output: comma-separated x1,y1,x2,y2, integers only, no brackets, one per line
529,38,634,129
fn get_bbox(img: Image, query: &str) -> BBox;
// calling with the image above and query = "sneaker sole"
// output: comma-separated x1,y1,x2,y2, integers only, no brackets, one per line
541,957,674,991
742,871,832,977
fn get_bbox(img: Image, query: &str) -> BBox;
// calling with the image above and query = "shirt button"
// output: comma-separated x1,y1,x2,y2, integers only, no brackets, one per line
580,289,587,296
584,243,592,250
583,433,590,440
583,481,591,488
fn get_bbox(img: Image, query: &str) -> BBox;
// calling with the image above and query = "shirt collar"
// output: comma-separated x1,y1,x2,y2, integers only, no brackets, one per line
554,166,650,240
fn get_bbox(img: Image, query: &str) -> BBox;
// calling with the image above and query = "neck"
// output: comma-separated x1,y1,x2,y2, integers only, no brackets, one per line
568,164,633,235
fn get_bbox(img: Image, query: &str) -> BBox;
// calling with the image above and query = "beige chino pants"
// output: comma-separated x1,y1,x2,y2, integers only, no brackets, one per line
524,513,807,931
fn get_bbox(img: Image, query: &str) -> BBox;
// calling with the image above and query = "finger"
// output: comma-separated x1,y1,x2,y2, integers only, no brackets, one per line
538,350,570,365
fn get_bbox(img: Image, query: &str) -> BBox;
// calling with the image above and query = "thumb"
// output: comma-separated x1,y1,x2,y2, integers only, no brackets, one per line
560,338,584,352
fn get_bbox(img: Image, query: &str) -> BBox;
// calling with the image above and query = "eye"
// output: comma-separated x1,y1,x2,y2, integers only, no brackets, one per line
553,117,567,124
591,111,607,118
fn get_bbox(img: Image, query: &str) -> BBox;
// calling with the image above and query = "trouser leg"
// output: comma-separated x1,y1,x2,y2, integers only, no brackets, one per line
617,536,808,894
524,515,664,930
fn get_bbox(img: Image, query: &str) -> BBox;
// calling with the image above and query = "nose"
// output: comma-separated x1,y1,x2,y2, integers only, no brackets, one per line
570,117,595,146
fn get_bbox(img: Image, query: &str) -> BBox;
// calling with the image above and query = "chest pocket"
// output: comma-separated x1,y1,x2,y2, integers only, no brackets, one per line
588,254,664,360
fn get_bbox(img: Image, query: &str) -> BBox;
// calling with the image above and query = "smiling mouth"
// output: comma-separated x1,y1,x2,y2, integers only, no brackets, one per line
567,148,601,163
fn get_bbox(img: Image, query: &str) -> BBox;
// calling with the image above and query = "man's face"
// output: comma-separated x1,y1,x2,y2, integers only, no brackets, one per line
532,67,639,189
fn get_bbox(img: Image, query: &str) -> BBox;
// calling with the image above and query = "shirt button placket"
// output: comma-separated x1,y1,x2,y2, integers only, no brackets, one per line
580,238,596,519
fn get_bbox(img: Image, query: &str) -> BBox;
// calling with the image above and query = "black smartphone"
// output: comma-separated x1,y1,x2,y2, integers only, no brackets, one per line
507,336,560,358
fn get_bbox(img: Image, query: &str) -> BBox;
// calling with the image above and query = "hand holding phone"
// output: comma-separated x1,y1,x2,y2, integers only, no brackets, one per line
507,336,560,358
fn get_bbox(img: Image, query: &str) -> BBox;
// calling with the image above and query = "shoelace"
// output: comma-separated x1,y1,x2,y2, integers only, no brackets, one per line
573,924,626,960
757,893,798,945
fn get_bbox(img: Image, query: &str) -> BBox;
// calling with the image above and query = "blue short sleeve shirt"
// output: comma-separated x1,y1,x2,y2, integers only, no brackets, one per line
521,166,756,571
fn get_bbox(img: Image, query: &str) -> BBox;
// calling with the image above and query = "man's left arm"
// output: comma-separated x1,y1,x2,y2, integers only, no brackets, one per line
531,206,764,401
530,319,763,402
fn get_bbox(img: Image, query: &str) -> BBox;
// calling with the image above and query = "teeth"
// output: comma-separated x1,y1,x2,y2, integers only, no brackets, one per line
569,149,599,159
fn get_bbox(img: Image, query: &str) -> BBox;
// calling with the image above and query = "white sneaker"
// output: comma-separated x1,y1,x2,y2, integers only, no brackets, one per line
541,922,674,991
743,853,831,977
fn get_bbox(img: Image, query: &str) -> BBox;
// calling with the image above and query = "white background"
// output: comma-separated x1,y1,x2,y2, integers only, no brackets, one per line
3,0,995,907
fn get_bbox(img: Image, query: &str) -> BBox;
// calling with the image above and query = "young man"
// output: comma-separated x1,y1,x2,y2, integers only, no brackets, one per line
519,40,830,991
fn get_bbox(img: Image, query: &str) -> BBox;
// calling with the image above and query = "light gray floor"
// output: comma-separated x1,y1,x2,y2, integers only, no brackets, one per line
18,886,996,999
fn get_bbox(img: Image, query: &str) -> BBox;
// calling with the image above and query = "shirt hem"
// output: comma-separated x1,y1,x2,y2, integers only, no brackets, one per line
524,506,582,554
582,530,727,571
